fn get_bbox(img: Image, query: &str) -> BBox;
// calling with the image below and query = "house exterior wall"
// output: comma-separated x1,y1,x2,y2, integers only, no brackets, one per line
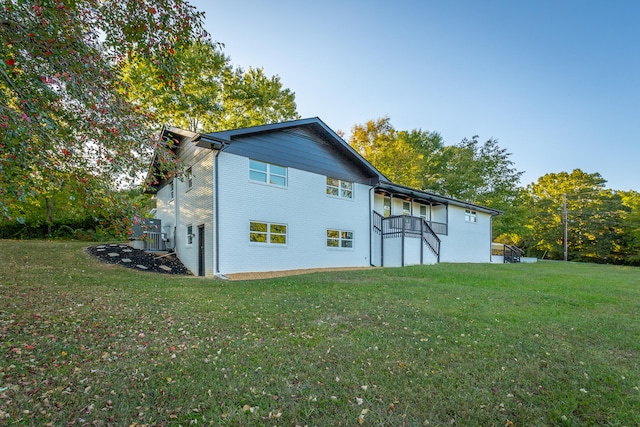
438,205,492,263
153,141,215,276
216,152,372,274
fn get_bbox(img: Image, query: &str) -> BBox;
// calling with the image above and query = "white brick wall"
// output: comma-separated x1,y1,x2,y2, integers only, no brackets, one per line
439,206,492,263
216,152,373,274
153,141,214,276
154,146,494,275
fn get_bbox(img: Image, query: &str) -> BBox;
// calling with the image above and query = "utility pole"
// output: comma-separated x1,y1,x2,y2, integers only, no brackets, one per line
563,193,568,261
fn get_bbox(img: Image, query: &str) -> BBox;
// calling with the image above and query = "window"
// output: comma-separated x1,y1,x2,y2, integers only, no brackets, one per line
169,180,174,200
402,201,411,216
383,196,391,217
186,224,194,245
186,167,193,190
465,209,477,223
250,221,287,245
327,229,353,248
326,177,353,199
249,159,287,187
420,205,428,220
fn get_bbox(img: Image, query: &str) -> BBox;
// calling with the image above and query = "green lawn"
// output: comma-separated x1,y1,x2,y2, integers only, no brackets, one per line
1,240,639,426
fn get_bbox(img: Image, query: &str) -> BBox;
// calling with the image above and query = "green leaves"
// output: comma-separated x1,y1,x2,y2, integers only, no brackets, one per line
348,118,524,237
1,0,208,219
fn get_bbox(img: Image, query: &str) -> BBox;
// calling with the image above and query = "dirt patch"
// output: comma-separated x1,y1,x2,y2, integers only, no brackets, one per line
225,266,374,281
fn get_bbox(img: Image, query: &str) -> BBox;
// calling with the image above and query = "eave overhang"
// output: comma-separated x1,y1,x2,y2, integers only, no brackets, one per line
375,181,503,216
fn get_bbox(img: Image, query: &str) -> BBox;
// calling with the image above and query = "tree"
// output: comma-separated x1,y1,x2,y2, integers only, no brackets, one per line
0,0,208,220
349,117,444,189
520,169,625,262
348,118,524,238
217,67,299,130
120,45,299,134
440,136,525,237
613,190,640,264
119,41,229,132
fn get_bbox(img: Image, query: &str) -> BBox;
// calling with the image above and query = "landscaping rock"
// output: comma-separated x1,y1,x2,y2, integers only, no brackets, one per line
85,245,191,275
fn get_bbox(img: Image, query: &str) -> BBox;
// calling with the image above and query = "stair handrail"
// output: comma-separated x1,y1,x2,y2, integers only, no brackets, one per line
421,218,441,260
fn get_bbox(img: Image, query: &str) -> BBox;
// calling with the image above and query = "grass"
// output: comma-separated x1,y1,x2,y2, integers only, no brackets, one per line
1,240,639,426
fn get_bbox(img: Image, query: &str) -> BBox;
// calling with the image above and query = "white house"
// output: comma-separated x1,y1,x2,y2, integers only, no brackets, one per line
147,117,501,277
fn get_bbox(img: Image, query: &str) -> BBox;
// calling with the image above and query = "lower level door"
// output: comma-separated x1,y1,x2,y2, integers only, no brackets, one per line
198,225,205,276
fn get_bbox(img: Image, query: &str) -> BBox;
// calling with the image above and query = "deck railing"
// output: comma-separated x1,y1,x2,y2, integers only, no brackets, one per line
373,213,441,261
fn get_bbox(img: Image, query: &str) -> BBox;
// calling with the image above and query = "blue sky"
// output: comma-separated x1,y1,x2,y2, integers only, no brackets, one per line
189,0,639,191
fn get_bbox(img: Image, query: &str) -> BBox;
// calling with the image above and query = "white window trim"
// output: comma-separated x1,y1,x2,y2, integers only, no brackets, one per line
465,209,478,223
249,221,288,246
186,224,194,246
326,229,354,249
402,201,411,216
383,196,391,218
169,179,175,201
326,177,354,200
249,159,288,188
185,167,193,191
419,204,428,220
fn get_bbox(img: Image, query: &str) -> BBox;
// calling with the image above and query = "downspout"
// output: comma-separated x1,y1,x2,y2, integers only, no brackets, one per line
401,216,405,267
369,186,374,267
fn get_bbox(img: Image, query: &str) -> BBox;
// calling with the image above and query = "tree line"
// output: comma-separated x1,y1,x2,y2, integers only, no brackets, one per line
2,1,639,265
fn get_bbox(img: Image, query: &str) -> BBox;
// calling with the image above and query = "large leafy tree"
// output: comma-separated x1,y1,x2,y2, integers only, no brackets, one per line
520,169,626,262
348,118,523,237
439,136,525,237
119,41,229,133
121,44,299,133
217,67,299,130
617,190,640,264
349,117,444,189
0,0,208,220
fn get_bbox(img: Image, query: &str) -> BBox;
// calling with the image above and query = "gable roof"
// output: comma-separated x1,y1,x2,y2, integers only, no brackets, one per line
193,117,389,184
144,126,198,191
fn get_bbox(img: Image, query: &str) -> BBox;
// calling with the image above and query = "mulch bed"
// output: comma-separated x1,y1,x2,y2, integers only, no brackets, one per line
85,244,191,275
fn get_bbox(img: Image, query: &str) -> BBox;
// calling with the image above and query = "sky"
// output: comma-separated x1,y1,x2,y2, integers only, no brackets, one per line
188,0,639,191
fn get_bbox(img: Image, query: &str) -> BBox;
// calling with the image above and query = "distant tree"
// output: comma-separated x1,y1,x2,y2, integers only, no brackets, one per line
349,117,444,189
0,0,208,221
521,169,625,262
616,190,640,264
440,136,525,238
348,119,523,238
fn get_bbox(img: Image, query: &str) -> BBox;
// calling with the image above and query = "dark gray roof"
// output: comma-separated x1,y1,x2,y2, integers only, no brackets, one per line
375,181,502,215
195,117,389,183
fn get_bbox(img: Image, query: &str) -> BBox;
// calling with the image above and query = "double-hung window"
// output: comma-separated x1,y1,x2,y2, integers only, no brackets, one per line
250,221,287,245
402,201,411,216
419,205,428,220
327,229,353,248
185,167,193,190
186,224,194,245
249,160,287,187
326,177,353,199
465,209,477,223
383,196,391,217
